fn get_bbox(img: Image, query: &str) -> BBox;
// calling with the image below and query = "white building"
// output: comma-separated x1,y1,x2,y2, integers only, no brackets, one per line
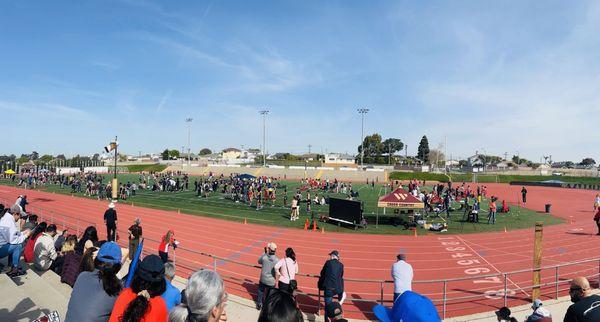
324,153,355,165
221,148,242,160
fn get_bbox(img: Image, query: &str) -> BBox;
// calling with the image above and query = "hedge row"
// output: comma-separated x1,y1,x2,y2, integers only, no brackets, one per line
388,171,600,185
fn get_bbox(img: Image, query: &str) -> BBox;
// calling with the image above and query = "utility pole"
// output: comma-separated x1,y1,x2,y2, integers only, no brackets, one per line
308,144,312,154
259,110,269,167
181,146,185,164
112,136,118,200
186,117,193,166
357,108,369,168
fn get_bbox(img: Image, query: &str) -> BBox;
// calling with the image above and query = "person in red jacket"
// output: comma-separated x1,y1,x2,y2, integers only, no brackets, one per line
24,222,47,263
158,230,177,263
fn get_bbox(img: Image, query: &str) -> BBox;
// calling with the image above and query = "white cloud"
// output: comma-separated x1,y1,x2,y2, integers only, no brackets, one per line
0,100,90,120
156,89,173,112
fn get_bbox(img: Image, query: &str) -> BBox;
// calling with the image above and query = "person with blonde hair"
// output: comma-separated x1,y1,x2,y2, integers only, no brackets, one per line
158,230,176,263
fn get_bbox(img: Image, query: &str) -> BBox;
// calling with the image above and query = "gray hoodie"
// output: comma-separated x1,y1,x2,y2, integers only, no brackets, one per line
258,253,279,286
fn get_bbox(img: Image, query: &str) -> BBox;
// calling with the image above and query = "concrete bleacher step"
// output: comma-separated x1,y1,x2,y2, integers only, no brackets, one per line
0,273,57,322
31,267,73,299
10,269,69,320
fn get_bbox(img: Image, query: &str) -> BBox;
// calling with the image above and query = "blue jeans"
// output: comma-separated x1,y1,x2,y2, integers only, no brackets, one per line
0,243,23,268
488,211,496,224
324,290,343,320
257,282,273,307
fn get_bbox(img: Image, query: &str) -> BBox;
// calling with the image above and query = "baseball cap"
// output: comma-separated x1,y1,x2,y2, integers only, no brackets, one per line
138,255,165,282
372,291,440,322
97,242,122,265
326,302,343,319
108,202,115,208
329,250,339,257
532,299,543,309
267,242,277,252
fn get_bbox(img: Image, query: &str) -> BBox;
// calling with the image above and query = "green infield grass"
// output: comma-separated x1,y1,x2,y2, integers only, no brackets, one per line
0,174,563,235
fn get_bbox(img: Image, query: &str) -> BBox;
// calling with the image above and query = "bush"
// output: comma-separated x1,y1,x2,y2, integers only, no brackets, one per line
388,171,600,185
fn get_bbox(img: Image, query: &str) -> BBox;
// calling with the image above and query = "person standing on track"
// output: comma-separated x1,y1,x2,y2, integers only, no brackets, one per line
594,208,600,236
521,186,528,204
158,230,176,263
103,202,117,242
594,194,600,211
318,250,345,319
127,218,142,260
392,254,413,302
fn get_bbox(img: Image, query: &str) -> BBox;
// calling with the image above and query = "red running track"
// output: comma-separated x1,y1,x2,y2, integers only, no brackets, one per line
1,183,599,319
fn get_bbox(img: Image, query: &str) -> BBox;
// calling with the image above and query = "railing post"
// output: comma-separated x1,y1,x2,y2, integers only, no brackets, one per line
503,273,508,307
317,289,321,316
442,280,447,320
380,281,384,304
555,266,559,299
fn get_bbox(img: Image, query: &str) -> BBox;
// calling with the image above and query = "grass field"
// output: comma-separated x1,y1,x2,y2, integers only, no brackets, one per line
0,174,563,235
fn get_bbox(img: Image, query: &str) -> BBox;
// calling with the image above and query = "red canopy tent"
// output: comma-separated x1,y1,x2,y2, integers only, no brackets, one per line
377,188,424,209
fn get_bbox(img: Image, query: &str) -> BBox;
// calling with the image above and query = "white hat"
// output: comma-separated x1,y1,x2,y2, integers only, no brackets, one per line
267,242,277,251
532,299,542,309
108,202,115,208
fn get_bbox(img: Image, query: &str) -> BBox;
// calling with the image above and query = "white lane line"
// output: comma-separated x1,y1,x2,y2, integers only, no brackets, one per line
456,236,531,298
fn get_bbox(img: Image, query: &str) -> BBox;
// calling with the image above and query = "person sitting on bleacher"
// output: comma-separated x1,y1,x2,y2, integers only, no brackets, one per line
0,205,31,277
65,241,123,322
33,224,58,271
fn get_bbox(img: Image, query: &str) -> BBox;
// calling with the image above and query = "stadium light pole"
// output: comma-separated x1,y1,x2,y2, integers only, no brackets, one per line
186,117,193,166
357,108,369,168
259,110,269,167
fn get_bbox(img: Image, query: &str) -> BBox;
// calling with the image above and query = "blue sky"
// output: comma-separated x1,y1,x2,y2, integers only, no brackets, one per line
1,0,599,162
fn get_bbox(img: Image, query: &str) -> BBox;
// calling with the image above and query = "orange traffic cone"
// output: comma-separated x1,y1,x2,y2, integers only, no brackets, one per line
413,228,418,237
244,218,247,225
321,227,325,234
504,226,507,233
312,220,317,231
305,218,309,230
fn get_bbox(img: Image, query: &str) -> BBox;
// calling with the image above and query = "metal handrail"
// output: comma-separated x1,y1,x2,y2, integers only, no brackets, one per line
2,194,600,319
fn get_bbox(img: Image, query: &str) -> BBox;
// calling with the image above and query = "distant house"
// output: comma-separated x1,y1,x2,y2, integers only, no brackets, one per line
467,155,485,167
445,160,460,167
221,148,242,160
298,153,320,161
496,161,510,170
324,153,355,165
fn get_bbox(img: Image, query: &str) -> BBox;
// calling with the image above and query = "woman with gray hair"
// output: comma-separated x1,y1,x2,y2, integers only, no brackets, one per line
169,269,228,322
